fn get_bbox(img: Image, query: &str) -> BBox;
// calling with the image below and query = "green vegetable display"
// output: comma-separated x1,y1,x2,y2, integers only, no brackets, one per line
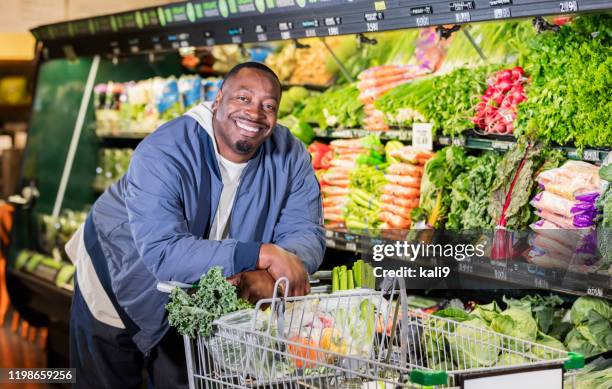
565,357,612,389
344,165,387,230
298,84,363,129
565,297,612,357
412,146,470,228
488,143,565,229
166,267,252,338
375,66,492,136
516,15,612,150
446,152,501,230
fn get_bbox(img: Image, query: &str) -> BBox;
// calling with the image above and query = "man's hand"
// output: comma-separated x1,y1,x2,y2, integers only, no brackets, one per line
237,270,276,305
257,243,310,296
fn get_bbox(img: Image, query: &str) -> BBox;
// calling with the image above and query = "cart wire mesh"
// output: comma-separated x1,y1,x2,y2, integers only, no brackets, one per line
164,278,581,389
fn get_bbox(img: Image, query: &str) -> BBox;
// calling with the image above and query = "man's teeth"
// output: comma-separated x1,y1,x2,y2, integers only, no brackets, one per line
235,120,261,133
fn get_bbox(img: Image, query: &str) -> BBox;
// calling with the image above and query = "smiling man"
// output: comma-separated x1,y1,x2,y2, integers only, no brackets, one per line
65,62,325,388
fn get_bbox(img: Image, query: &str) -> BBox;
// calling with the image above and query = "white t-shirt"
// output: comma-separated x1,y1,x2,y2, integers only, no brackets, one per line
208,145,247,240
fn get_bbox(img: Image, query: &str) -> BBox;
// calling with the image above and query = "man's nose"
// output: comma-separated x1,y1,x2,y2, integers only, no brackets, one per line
245,101,265,120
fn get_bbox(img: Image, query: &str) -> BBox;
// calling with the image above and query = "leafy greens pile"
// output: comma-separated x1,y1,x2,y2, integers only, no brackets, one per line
298,83,363,129
446,152,501,230
412,146,471,228
166,267,251,338
487,142,565,230
516,15,612,150
426,294,612,373
374,66,492,136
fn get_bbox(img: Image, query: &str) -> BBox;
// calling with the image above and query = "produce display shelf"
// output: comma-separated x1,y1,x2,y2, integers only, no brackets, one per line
323,228,611,299
314,127,412,141
313,127,609,164
97,132,151,140
32,1,612,59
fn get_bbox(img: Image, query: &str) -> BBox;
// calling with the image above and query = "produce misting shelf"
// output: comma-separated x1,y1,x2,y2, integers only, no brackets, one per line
323,228,611,299
314,127,610,164
31,0,612,59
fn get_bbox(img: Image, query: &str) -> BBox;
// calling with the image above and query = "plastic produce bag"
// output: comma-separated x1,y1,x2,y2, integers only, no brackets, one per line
536,161,604,200
531,191,598,219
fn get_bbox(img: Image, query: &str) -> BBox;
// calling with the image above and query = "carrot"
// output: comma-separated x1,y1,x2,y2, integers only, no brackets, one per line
385,174,421,188
330,159,356,169
380,203,414,219
322,186,350,196
322,196,347,208
386,163,424,177
358,65,412,80
358,73,414,89
287,336,322,368
379,211,411,228
380,194,419,209
321,170,349,182
322,179,349,187
383,184,419,198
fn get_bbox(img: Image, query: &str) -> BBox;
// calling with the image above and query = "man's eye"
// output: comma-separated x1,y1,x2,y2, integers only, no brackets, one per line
237,96,248,102
264,104,277,111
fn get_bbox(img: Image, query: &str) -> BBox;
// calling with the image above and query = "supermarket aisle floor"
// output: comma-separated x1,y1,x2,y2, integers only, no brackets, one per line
0,309,52,389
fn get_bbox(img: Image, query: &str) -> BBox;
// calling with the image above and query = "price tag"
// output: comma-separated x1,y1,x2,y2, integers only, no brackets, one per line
305,28,316,37
451,136,466,146
491,141,512,150
281,31,291,39
346,242,357,252
560,1,578,12
587,287,603,297
534,277,549,289
455,11,471,23
582,149,599,162
459,262,474,274
325,229,334,238
257,33,268,41
412,123,433,151
493,268,507,281
328,26,339,35
493,7,511,19
326,239,336,248
366,22,379,32
416,16,430,27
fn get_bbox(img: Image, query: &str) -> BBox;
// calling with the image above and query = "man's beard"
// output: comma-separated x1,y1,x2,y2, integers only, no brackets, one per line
235,140,254,154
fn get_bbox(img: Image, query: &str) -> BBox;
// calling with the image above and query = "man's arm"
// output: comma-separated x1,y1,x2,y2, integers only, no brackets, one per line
124,142,260,283
272,147,326,274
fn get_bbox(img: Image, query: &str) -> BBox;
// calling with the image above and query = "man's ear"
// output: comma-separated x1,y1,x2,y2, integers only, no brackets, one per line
211,89,223,113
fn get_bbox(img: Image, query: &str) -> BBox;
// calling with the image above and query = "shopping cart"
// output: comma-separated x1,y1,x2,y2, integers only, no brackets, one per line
158,278,584,389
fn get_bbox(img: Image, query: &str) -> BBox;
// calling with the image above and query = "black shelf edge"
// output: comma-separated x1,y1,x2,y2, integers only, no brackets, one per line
314,127,610,163
31,1,612,59
323,227,612,299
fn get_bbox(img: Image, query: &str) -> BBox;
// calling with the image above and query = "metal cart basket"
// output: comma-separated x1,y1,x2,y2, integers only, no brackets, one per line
159,278,584,389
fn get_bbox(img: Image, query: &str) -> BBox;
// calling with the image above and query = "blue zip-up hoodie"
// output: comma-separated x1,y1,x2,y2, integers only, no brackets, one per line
88,106,325,352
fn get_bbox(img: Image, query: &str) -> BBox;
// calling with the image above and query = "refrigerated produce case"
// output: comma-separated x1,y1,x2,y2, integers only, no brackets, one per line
6,0,611,377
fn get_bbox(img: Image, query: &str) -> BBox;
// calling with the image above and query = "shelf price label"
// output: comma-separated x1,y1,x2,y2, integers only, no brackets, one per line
328,26,340,35
450,1,475,11
534,277,550,290
412,123,433,151
489,0,512,5
493,7,511,19
326,239,336,248
560,1,578,13
346,242,357,252
416,16,430,27
582,149,600,162
411,6,433,15
455,11,471,23
586,287,603,297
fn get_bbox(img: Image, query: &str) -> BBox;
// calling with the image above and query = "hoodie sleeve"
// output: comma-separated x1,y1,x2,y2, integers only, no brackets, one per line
124,140,260,283
272,143,326,274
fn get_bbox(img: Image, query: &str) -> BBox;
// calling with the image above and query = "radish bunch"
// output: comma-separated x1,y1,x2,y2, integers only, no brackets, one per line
472,67,527,135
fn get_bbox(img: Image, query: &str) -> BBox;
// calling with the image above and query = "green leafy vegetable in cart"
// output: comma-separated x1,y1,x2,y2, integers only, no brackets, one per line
166,267,252,338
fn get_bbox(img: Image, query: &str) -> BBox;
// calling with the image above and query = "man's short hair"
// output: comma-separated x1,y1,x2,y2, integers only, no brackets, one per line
221,61,281,93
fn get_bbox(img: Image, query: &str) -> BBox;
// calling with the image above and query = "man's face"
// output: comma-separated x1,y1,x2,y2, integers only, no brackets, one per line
211,68,280,162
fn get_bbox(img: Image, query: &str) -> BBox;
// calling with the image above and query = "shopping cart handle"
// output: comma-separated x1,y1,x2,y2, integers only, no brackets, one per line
156,281,193,294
